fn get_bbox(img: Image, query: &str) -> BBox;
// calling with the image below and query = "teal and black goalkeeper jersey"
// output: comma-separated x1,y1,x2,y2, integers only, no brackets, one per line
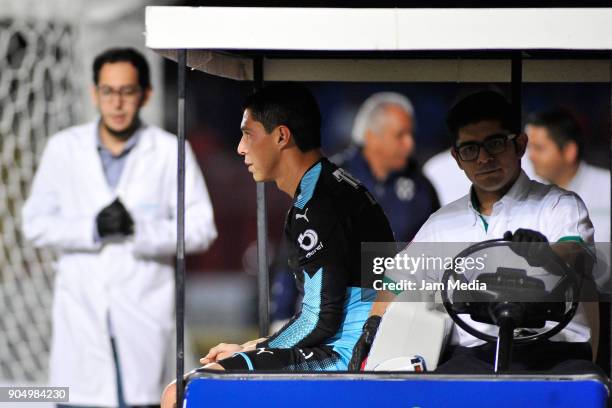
257,158,394,367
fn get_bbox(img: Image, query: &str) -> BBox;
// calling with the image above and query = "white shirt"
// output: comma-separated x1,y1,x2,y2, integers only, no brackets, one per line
567,161,610,243
385,171,595,347
423,149,538,206
564,161,611,294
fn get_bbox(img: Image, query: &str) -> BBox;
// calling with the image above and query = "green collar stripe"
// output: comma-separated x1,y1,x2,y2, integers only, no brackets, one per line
471,189,489,233
557,236,584,243
382,275,404,295
478,214,489,233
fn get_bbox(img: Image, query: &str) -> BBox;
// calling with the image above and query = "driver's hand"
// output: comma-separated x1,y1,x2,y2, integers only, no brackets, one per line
503,228,553,267
200,343,243,365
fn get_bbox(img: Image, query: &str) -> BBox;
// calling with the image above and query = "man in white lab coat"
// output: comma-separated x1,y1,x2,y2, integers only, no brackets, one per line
22,48,217,407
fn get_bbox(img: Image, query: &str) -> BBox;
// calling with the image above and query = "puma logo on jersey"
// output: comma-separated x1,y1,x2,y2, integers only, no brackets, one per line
257,348,274,355
295,208,309,222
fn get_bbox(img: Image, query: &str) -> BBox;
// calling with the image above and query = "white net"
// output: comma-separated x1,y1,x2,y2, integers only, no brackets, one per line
0,17,83,382
0,0,173,386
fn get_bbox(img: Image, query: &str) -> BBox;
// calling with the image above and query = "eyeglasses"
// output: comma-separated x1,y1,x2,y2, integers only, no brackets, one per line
455,133,517,161
97,85,142,102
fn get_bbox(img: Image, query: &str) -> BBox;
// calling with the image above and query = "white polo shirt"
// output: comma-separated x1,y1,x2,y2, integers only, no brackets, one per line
385,170,595,347
567,161,610,243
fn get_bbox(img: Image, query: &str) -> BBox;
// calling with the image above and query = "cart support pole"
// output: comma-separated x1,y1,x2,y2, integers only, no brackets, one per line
511,51,522,133
609,51,611,377
175,49,187,406
254,56,270,338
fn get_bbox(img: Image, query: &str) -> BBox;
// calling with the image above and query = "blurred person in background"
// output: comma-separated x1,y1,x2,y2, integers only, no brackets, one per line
526,108,610,243
334,92,439,242
526,109,611,367
270,92,439,330
22,47,217,408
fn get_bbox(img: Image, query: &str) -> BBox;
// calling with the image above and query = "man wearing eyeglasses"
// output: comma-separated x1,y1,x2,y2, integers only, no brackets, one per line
350,91,603,374
22,47,217,407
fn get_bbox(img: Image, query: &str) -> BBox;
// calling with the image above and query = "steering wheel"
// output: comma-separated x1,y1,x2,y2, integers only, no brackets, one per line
441,238,580,345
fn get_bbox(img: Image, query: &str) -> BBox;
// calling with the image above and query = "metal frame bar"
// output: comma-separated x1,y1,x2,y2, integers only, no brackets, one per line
253,56,270,338
154,49,611,82
511,52,522,132
175,49,187,406
187,370,609,383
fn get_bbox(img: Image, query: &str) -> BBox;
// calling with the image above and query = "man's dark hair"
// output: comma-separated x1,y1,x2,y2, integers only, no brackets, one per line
446,91,514,145
93,48,151,90
525,108,584,160
243,84,321,152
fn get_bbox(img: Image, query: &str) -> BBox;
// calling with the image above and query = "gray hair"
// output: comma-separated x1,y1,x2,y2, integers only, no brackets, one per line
351,92,415,145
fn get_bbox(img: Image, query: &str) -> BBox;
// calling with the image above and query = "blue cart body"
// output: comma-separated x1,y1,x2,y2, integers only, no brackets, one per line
185,372,609,408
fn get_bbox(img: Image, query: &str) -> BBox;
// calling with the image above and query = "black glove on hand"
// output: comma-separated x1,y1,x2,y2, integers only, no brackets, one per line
503,228,553,268
348,315,381,371
96,198,134,239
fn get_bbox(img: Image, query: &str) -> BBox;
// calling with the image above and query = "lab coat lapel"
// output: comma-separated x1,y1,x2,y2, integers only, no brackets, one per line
114,125,155,199
80,121,114,204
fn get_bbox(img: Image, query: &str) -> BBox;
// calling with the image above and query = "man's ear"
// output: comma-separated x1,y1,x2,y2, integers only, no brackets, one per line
515,133,528,158
450,148,464,170
276,125,292,149
140,87,152,108
90,85,99,107
561,141,579,164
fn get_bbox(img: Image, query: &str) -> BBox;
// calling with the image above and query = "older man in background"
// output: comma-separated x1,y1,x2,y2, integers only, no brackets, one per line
334,92,439,242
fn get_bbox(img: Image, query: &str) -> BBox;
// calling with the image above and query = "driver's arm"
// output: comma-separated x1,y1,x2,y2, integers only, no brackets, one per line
552,241,599,359
531,191,598,358
369,290,397,317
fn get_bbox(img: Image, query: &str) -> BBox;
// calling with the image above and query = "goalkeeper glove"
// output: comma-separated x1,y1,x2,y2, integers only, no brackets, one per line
348,315,381,371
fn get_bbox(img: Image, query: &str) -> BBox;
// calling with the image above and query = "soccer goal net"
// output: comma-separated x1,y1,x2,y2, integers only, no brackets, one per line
0,12,83,383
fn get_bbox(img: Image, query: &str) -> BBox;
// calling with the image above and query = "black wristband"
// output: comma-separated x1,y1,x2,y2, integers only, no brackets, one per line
363,315,381,330
362,315,382,345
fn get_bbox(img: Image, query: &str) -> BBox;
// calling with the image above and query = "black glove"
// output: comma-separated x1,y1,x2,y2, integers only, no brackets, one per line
503,228,553,268
348,315,381,371
96,198,134,239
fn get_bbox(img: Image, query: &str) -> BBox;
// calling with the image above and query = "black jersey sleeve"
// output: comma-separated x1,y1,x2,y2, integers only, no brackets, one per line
258,197,349,349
